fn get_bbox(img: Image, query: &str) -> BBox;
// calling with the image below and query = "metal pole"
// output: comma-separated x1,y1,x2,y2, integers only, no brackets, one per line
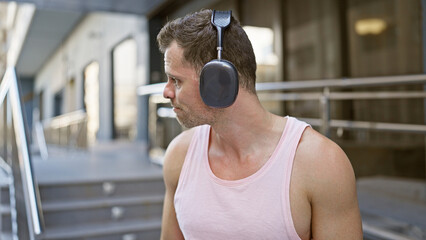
422,0,426,181
136,94,150,159
321,87,331,137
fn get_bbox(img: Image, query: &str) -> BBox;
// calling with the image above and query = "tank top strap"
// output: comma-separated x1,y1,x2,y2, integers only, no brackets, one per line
279,116,310,239
175,125,210,195
281,116,310,148
279,116,310,180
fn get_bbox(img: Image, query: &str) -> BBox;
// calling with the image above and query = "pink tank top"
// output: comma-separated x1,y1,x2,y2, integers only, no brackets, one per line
174,116,309,240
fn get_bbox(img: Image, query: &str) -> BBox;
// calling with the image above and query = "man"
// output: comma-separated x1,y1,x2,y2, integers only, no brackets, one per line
157,9,362,240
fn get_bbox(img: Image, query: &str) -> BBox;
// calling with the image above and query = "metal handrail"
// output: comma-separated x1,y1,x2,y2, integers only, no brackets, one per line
42,110,88,148
45,109,87,129
0,67,43,238
137,74,426,136
137,74,426,95
255,74,426,91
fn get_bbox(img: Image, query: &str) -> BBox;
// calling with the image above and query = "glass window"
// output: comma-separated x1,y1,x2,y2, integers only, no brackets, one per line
286,0,341,81
112,38,138,140
285,0,342,119
83,61,99,145
348,0,422,76
53,89,64,117
348,0,424,149
238,0,283,115
66,77,76,113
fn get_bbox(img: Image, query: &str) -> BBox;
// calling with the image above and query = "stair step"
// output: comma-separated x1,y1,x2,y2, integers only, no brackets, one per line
33,149,163,186
37,171,163,186
362,213,425,240
40,218,162,240
42,194,164,211
358,183,426,231
39,178,165,203
1,190,165,233
42,195,163,228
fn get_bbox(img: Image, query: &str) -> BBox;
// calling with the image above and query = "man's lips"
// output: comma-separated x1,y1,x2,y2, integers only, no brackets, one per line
171,104,181,111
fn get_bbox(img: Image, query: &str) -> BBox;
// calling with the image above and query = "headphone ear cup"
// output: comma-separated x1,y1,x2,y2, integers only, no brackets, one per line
200,60,239,108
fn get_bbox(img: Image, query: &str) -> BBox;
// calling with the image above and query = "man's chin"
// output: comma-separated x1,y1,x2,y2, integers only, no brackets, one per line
176,118,202,129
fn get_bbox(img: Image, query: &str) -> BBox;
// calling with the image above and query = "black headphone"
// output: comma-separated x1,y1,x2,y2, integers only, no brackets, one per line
199,10,239,108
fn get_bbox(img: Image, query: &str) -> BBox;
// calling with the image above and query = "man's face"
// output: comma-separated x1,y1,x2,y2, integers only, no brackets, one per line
163,41,218,128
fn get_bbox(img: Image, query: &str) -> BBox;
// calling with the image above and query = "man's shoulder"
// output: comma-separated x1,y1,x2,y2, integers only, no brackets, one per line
295,127,356,196
162,127,198,189
297,127,348,164
166,127,198,156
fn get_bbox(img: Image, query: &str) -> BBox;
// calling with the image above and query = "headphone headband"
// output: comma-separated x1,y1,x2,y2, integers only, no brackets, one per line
211,10,232,60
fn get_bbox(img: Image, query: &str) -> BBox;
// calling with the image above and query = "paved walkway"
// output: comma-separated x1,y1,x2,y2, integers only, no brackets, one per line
32,141,162,184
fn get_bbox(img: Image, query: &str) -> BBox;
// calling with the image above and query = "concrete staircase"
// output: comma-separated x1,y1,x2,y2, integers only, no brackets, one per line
2,145,425,240
358,177,426,240
0,142,165,240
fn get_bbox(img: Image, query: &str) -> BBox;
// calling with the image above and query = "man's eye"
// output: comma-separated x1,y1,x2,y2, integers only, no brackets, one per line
172,77,181,87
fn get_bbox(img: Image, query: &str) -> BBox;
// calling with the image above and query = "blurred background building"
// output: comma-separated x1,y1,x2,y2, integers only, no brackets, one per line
0,0,425,239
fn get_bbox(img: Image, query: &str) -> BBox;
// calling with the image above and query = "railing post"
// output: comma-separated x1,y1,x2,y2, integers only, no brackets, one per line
136,95,149,145
422,0,426,181
320,87,331,138
34,122,48,161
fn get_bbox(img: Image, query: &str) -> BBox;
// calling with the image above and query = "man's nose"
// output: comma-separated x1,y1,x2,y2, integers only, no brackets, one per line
163,81,175,99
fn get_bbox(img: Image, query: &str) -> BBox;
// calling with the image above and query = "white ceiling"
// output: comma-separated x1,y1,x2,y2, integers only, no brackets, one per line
11,0,167,77
16,9,83,77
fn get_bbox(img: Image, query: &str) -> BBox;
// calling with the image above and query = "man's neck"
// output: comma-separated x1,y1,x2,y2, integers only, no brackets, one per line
208,91,285,162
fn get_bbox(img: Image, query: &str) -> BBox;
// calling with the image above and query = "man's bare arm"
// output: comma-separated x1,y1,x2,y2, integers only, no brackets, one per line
299,130,363,239
160,129,195,240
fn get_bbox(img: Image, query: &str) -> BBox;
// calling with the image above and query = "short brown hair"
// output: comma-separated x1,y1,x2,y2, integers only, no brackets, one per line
157,9,257,94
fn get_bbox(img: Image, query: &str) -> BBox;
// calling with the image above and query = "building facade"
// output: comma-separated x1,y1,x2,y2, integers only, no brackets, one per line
148,0,425,179
4,0,425,179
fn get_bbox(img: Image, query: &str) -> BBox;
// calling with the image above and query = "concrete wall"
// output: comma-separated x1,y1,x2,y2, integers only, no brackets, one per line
34,12,149,141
